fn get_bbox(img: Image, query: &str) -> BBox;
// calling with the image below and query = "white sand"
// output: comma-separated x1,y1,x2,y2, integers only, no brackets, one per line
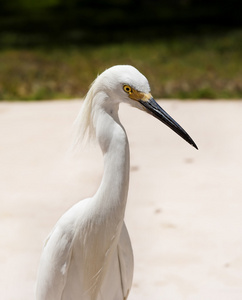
1,100,242,300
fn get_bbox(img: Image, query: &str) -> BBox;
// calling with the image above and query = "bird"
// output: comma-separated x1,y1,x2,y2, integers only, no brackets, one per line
36,65,197,300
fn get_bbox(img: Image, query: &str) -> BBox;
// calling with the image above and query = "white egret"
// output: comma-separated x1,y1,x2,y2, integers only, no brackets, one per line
36,65,197,300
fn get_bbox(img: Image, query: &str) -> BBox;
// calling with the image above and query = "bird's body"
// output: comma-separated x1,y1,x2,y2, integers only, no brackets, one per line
36,203,133,300
36,65,197,300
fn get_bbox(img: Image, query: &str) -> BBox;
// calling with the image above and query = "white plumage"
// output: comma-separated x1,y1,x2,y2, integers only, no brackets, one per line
36,65,197,300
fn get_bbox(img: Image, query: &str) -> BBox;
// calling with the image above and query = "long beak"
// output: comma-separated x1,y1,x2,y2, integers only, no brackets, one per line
139,97,198,149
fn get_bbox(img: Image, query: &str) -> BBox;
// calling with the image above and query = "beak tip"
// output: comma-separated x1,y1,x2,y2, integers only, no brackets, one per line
187,136,198,150
192,142,199,150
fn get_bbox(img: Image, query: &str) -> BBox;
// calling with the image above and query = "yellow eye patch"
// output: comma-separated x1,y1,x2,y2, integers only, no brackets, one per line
123,85,152,102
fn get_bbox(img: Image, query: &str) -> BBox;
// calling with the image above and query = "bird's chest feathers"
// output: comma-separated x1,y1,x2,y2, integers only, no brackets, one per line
71,209,124,295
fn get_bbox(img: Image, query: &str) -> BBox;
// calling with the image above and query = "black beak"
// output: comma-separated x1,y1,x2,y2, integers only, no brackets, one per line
139,98,198,150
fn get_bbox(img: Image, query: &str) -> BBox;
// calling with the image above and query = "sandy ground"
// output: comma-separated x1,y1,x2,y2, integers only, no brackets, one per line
1,99,242,300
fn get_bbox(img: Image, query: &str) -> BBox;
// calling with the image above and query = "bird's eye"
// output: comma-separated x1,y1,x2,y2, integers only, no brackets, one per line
123,85,132,94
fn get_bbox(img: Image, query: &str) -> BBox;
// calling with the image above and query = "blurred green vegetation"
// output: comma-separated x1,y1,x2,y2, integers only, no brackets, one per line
0,0,242,100
1,30,242,100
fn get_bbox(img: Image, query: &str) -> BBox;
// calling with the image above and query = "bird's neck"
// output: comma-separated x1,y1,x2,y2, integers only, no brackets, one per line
93,102,130,222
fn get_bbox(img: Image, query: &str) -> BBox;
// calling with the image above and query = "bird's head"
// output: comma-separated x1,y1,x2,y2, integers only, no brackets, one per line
95,65,197,149
75,65,197,149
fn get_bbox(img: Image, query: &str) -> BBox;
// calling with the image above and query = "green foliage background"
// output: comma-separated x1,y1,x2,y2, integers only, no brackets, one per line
0,0,242,100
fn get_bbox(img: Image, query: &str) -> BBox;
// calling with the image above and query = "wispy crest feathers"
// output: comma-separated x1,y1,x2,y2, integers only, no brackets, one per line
72,80,97,150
